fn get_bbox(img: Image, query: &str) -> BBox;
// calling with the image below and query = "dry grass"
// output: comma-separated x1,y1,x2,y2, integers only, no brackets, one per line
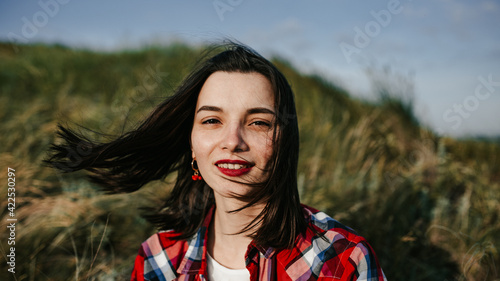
0,42,498,280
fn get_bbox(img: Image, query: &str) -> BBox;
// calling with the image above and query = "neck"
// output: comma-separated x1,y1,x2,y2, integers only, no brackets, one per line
207,194,265,269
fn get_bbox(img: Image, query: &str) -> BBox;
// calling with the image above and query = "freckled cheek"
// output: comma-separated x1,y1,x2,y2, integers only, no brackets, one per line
251,134,275,166
263,145,274,166
191,131,217,169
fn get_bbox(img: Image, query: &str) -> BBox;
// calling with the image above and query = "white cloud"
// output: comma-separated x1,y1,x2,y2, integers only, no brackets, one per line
480,0,499,12
402,5,430,18
246,18,304,42
438,0,499,23
244,18,311,56
274,18,304,35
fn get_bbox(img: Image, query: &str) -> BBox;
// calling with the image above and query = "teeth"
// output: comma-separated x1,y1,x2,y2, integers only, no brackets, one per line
217,163,249,169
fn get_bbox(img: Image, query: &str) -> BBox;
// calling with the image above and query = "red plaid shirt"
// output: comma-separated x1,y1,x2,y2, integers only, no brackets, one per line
131,205,387,281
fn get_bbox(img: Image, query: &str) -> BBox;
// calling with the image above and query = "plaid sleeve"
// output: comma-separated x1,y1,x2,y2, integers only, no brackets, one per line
345,241,387,281
131,246,146,281
130,233,180,281
303,206,387,281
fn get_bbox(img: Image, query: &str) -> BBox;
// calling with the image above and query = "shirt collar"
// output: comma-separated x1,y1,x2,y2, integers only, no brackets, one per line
176,204,281,276
177,206,215,276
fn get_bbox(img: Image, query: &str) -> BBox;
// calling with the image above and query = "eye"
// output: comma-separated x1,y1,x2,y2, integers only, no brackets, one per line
202,118,221,124
250,120,271,127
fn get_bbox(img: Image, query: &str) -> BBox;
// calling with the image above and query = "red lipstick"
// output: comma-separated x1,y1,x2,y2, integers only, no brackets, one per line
215,159,253,177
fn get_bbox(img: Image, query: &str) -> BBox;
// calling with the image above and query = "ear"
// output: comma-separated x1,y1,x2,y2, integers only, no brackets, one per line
189,134,194,158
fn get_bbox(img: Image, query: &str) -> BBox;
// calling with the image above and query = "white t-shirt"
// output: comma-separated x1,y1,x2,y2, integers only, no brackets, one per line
206,253,250,281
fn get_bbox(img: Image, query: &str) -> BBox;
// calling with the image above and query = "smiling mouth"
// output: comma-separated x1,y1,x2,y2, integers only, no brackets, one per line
215,160,253,176
215,163,250,169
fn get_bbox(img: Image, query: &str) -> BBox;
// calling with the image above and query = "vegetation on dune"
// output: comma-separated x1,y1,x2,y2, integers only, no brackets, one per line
0,42,499,280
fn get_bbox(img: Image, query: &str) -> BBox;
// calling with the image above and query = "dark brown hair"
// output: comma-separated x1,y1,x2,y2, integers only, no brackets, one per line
44,42,306,249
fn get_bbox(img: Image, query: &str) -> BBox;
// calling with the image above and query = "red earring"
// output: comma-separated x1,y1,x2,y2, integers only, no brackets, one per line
191,158,202,181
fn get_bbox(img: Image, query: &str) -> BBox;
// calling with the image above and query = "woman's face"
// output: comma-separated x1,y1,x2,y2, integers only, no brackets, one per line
191,71,275,198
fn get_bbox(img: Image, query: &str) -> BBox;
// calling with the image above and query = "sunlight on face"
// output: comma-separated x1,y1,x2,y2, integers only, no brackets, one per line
191,71,275,198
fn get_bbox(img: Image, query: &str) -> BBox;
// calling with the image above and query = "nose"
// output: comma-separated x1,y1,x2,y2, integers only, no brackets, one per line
220,122,249,152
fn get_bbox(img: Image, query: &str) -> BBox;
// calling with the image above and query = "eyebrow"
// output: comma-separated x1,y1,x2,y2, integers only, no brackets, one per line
247,107,275,115
196,105,222,113
197,105,275,115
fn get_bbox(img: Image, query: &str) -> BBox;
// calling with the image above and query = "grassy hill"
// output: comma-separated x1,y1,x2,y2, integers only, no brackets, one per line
0,42,499,280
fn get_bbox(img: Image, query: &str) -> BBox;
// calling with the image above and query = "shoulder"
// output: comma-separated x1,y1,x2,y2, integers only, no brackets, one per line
133,231,190,280
303,204,361,239
281,205,386,280
140,230,189,264
302,205,368,258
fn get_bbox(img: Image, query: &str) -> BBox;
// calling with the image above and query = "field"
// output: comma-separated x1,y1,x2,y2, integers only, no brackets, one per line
0,42,499,280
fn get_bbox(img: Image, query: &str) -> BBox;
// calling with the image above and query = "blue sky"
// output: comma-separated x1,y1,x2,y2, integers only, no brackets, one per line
1,0,499,137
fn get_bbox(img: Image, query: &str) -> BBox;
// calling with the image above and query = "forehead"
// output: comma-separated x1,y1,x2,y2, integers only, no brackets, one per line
197,71,274,110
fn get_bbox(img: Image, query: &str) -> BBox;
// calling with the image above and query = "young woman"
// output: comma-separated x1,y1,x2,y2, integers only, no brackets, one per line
46,43,387,280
